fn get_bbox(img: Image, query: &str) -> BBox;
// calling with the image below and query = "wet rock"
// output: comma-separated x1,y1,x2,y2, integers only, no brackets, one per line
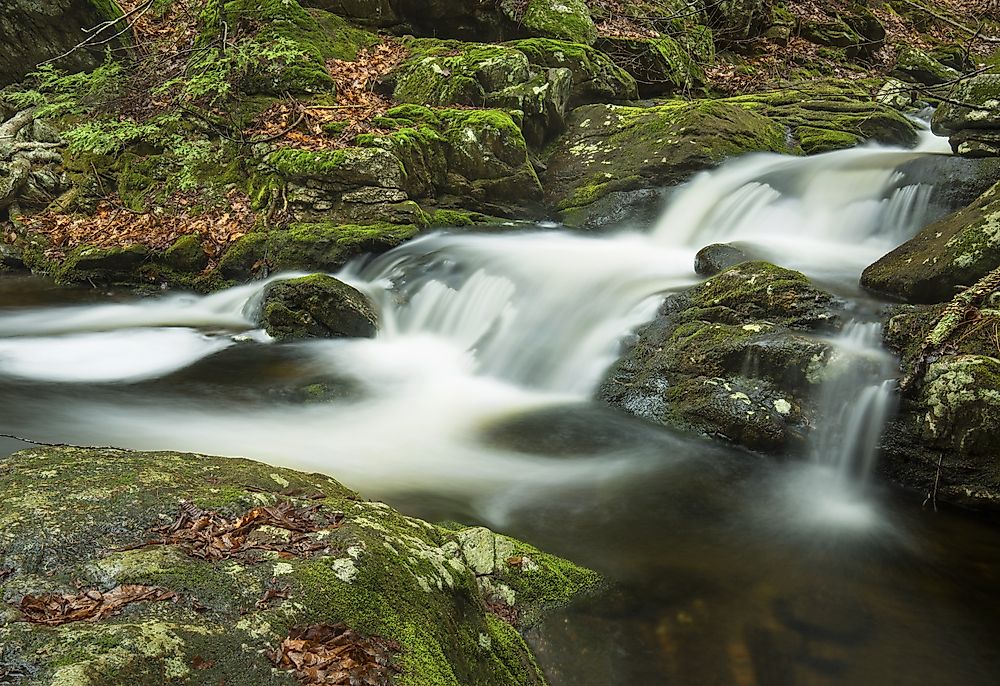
878,295,1000,509
543,101,789,227
895,155,1000,218
861,181,1000,303
931,74,1000,157
694,243,749,276
600,261,839,453
0,0,125,88
259,274,378,341
892,46,960,86
0,446,600,685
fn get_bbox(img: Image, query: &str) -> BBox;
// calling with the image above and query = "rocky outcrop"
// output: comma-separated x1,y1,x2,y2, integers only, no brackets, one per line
879,272,1000,508
0,0,123,88
932,74,1000,157
861,181,1000,303
600,261,840,453
0,109,68,216
259,274,378,340
0,446,600,685
543,101,789,228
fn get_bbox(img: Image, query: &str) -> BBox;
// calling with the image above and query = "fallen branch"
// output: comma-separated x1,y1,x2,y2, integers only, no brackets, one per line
897,0,1000,44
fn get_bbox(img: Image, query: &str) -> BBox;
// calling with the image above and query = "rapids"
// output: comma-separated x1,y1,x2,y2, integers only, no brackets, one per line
2,126,999,685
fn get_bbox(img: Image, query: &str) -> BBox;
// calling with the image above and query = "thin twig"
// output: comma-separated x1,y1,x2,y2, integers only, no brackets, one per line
897,0,1000,43
0,433,126,451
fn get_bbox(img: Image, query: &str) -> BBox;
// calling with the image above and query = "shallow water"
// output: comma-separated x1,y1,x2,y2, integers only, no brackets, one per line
2,131,999,685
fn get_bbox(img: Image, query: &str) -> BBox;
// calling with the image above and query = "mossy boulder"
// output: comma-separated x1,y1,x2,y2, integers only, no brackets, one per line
267,105,541,221
219,222,421,279
0,0,125,88
508,38,638,108
599,261,839,453
892,45,960,86
879,302,1000,508
259,273,378,341
932,74,1000,157
0,446,600,685
53,244,151,286
707,0,772,44
724,81,921,154
503,0,597,46
542,100,789,227
861,182,1000,304
594,36,709,98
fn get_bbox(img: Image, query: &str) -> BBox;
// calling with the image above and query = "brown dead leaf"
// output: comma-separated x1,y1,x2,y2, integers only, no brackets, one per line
146,499,344,561
16,585,178,626
267,623,402,686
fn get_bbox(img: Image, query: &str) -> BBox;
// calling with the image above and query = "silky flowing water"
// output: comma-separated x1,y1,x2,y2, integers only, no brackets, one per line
2,129,1000,685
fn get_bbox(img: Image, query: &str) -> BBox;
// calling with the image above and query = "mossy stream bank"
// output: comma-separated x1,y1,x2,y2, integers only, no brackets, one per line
0,447,600,685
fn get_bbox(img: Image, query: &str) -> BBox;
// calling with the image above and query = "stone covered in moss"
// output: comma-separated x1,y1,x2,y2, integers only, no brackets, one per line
505,0,597,45
861,182,1000,303
724,80,921,154
542,100,789,226
932,74,1000,157
219,222,421,278
600,261,839,452
891,45,960,86
508,38,638,107
260,273,378,340
0,446,600,685
595,36,709,98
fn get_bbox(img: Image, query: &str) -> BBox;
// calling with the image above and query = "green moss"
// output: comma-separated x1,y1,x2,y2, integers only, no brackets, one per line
796,125,861,154
392,40,530,107
518,0,597,45
428,209,492,228
507,37,638,105
0,447,599,686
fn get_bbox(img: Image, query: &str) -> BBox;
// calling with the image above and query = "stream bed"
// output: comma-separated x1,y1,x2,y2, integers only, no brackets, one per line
2,131,999,685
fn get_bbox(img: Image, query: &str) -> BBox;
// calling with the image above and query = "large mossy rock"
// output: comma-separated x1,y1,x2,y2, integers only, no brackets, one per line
594,35,712,98
0,446,600,685
861,182,1000,304
891,45,960,86
723,81,921,154
932,74,1000,157
879,296,1000,508
262,105,542,225
0,0,123,88
260,274,378,341
219,222,421,279
599,262,839,453
508,38,638,107
542,100,789,228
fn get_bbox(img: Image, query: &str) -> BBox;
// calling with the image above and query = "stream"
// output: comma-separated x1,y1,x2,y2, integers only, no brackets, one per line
2,128,1000,685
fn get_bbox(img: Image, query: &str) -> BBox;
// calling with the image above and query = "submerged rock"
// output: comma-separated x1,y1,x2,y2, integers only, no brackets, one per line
600,261,839,453
861,181,1000,303
259,274,378,341
0,446,600,685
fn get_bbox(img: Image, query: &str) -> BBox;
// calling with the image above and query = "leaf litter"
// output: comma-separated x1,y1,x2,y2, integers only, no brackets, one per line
16,585,178,626
144,499,345,561
267,623,402,686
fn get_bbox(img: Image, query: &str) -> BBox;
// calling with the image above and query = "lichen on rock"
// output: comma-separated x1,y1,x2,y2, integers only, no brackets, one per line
0,447,600,685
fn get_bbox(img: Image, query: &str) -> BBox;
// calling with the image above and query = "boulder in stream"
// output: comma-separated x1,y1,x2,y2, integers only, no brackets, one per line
259,274,378,341
932,74,1000,157
0,446,600,685
600,261,840,453
861,181,1000,304
694,243,749,276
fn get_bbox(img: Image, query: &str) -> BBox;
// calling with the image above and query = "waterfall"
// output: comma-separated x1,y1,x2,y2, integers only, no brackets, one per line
0,138,947,503
809,321,898,485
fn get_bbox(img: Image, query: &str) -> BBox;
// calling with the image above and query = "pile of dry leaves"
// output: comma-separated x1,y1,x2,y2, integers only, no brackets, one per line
247,42,407,151
20,190,254,267
146,499,344,561
268,623,402,686
16,585,178,626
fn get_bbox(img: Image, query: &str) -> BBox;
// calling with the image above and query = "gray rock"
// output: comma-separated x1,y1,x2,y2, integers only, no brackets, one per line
259,274,379,341
694,243,749,276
